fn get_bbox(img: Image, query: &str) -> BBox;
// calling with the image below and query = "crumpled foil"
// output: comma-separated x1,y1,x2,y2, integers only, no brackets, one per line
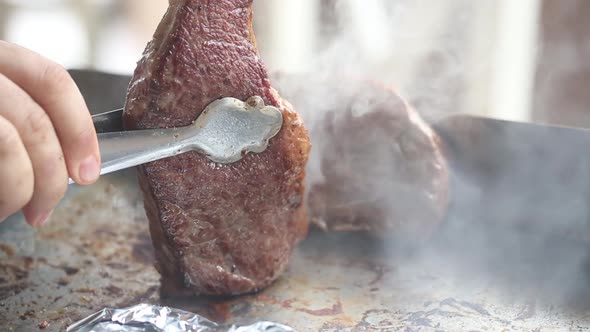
66,303,296,332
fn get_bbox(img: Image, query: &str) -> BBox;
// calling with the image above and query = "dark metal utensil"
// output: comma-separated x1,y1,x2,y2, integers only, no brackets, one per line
433,114,590,231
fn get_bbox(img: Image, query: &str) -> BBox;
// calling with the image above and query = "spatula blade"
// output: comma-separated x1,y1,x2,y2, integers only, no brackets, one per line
432,114,590,230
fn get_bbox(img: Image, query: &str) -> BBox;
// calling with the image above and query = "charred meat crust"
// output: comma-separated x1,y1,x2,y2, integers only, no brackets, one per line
123,0,310,296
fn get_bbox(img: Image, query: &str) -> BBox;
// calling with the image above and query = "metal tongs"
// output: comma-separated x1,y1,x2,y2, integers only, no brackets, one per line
68,96,283,185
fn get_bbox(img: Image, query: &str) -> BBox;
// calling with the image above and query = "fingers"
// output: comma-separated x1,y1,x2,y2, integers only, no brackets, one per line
0,40,100,185
0,74,68,226
0,115,34,223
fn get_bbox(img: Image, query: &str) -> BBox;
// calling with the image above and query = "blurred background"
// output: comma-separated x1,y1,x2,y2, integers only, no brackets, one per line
0,0,588,126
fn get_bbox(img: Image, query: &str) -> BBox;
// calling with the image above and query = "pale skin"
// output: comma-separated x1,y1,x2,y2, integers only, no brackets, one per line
0,40,101,226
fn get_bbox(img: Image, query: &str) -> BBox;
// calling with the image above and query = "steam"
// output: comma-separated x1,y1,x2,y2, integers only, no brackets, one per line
258,0,482,119
257,0,590,311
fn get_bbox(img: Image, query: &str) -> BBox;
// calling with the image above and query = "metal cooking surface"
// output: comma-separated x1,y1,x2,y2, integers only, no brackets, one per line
0,172,158,331
2,69,590,331
1,172,590,331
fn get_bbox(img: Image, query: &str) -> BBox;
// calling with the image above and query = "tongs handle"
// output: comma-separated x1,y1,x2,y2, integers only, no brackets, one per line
68,108,185,185
67,127,188,185
67,96,283,185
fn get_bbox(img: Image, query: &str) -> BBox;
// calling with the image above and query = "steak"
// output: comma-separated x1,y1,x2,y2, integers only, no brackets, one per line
272,75,449,241
123,0,311,296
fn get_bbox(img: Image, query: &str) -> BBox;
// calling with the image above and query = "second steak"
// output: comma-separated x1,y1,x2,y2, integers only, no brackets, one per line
273,75,450,241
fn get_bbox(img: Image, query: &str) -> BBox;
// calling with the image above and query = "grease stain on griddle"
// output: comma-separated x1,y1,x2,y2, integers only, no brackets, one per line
0,258,33,300
106,262,128,270
280,298,295,309
19,256,35,270
74,288,97,296
35,257,80,276
19,309,35,320
205,302,232,322
356,309,399,330
0,243,15,256
57,277,69,287
131,233,155,265
104,285,124,297
114,285,159,309
0,282,32,300
50,296,62,304
298,301,343,317
256,294,343,317
62,266,80,276
161,292,263,324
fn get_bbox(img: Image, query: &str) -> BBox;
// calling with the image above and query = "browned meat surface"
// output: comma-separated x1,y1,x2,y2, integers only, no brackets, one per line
272,75,449,241
123,0,310,296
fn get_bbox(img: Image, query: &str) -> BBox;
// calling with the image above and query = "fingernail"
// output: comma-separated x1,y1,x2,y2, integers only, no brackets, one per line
79,155,100,184
27,209,53,227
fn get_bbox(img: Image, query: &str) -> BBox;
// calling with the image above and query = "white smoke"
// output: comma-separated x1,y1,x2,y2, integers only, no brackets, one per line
255,0,590,310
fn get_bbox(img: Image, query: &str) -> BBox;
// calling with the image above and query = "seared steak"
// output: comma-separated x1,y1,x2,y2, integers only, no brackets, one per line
272,75,449,241
123,0,311,296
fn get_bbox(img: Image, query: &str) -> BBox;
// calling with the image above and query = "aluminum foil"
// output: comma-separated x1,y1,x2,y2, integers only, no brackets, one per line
66,303,295,332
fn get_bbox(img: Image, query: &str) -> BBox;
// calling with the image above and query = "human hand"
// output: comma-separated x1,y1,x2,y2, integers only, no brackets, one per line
0,41,100,226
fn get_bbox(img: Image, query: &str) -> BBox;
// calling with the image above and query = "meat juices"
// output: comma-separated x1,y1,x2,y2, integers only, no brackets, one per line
123,0,310,296
272,76,449,241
